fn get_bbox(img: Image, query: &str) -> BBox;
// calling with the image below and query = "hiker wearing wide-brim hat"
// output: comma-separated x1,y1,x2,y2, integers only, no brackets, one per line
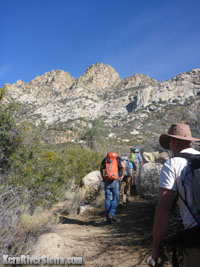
151,123,200,267
159,123,200,150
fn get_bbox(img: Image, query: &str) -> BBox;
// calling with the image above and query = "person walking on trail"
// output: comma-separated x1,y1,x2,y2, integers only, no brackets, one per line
100,152,125,224
119,155,134,205
132,147,143,180
151,123,200,267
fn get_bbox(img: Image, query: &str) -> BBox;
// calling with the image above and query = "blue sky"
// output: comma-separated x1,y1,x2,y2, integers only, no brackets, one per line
1,0,200,87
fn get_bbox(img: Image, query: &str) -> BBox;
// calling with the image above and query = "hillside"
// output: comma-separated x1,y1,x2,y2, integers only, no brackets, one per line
3,63,200,154
1,64,198,265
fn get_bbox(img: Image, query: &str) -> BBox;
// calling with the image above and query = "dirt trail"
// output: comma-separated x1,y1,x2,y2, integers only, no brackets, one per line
53,192,156,267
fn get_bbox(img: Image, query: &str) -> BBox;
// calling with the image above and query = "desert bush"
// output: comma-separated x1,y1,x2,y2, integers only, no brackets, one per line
0,95,102,258
7,143,102,206
0,103,24,167
0,141,102,258
0,190,54,257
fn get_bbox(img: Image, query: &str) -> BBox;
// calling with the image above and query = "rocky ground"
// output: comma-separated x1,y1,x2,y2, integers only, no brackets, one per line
30,189,178,267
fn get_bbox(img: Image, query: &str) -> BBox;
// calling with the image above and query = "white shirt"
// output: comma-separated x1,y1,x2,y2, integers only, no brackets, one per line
159,147,200,229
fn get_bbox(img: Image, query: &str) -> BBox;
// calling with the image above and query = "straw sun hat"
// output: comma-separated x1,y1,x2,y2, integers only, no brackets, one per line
159,123,200,150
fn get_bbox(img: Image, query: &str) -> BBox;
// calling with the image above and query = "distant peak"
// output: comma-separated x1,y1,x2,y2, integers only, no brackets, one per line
85,62,118,74
119,73,159,89
167,68,200,82
74,62,121,90
35,69,74,79
27,69,75,89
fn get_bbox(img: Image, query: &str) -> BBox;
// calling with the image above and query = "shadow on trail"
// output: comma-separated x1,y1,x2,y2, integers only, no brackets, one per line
86,197,155,266
57,193,157,266
107,198,156,261
59,216,107,227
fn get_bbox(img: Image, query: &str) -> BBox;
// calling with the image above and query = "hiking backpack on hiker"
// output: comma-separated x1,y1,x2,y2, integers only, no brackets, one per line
171,153,200,266
130,152,135,163
103,152,121,181
121,155,131,177
175,153,200,225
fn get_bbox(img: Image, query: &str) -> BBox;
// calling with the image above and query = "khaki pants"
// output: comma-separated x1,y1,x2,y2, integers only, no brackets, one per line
183,247,200,267
119,176,130,204
134,163,139,179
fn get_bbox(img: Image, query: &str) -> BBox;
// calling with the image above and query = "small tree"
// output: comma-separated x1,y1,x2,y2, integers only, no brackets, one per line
0,88,23,167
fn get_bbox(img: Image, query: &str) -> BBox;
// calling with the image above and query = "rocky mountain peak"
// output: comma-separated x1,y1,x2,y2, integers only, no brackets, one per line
31,69,75,89
119,73,159,89
73,62,121,90
168,68,200,85
3,65,200,146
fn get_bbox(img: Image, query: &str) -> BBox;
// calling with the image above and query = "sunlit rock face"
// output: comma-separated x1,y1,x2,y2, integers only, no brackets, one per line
3,64,200,144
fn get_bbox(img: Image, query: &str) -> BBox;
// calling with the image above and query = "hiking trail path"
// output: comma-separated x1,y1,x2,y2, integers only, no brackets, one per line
39,191,158,267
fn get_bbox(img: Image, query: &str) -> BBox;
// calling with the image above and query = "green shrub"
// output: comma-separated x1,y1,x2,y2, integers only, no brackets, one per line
7,141,102,206
0,96,102,258
0,101,23,167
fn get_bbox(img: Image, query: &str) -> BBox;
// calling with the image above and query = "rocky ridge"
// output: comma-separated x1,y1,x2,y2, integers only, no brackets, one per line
3,63,200,148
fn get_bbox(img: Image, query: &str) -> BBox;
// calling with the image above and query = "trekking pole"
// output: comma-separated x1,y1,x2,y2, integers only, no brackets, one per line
149,258,156,266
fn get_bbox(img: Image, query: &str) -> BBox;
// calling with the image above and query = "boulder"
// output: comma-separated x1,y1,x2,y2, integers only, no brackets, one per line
80,171,103,203
31,233,65,257
136,163,162,200
81,171,103,191
143,151,169,164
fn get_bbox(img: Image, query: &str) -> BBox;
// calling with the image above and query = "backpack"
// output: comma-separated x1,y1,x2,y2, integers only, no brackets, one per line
172,153,200,266
121,155,131,176
130,152,135,163
175,153,200,225
104,152,120,181
172,153,200,264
